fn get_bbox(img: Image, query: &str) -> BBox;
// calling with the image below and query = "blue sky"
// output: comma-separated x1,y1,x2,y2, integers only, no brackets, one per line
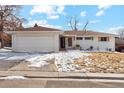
20,5,124,33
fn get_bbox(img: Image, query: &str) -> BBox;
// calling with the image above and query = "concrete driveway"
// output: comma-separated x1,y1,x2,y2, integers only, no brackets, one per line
0,60,20,70
0,59,57,72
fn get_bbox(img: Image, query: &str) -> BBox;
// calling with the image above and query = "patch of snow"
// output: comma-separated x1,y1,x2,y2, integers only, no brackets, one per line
26,55,42,62
53,50,92,72
0,76,26,80
6,56,27,60
0,50,42,61
26,54,52,68
28,61,49,68
0,48,12,52
0,49,92,71
26,50,91,70
0,57,6,59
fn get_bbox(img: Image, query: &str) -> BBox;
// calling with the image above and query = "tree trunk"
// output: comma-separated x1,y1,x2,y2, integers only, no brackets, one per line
1,38,4,48
0,23,4,48
0,32,4,48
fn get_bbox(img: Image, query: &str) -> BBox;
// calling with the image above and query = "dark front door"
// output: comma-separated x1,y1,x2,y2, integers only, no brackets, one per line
68,37,72,47
60,37,65,49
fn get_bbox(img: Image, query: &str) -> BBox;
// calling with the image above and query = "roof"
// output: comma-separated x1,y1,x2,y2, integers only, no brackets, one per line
15,26,61,31
64,30,115,36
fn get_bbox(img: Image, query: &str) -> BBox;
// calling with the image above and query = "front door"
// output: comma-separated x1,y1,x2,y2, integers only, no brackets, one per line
68,37,72,47
60,37,65,49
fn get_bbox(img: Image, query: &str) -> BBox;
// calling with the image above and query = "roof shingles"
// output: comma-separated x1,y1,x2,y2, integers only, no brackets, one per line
15,26,61,31
64,30,115,36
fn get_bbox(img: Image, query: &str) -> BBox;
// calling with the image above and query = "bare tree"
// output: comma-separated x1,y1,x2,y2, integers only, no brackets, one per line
66,15,89,33
82,19,89,35
117,28,124,39
83,20,89,31
66,15,80,31
0,5,25,48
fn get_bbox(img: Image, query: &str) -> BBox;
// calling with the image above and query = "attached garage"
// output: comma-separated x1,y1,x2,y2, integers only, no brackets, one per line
6,25,62,52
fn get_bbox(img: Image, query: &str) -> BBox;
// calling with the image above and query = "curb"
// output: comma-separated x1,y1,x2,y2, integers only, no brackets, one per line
0,71,124,80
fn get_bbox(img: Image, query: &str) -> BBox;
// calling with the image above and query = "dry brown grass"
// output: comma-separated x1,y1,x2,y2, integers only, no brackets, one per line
74,52,124,73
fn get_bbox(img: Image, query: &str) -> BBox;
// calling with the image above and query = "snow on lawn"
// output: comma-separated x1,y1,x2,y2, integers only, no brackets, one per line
26,54,55,67
0,76,26,80
54,50,91,72
0,51,41,61
26,50,91,71
0,49,91,71
0,48,12,52
28,60,49,68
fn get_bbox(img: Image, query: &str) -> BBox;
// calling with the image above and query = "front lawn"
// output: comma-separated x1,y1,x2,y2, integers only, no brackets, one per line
75,52,124,73
0,48,124,73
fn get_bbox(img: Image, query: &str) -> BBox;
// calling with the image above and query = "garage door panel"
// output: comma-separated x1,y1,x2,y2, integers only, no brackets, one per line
16,36,55,52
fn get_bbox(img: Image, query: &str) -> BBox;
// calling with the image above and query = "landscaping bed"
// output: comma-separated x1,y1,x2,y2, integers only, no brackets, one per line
74,52,124,73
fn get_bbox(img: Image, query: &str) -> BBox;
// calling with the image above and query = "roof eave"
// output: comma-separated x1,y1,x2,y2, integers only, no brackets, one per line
5,30,62,35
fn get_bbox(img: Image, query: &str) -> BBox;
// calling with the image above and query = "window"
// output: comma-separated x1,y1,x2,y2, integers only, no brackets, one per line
85,37,93,40
76,37,83,40
99,37,109,41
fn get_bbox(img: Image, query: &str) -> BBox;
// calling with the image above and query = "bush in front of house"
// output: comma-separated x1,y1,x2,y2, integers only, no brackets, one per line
75,44,81,50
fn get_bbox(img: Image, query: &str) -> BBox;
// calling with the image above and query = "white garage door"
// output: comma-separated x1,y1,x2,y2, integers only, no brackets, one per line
16,35,55,52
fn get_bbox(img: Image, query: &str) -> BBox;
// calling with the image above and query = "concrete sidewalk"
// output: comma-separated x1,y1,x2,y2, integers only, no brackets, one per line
0,71,124,87
0,71,124,80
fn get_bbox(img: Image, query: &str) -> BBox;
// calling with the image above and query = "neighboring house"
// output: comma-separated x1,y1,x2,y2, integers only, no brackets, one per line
115,37,124,52
6,25,116,52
